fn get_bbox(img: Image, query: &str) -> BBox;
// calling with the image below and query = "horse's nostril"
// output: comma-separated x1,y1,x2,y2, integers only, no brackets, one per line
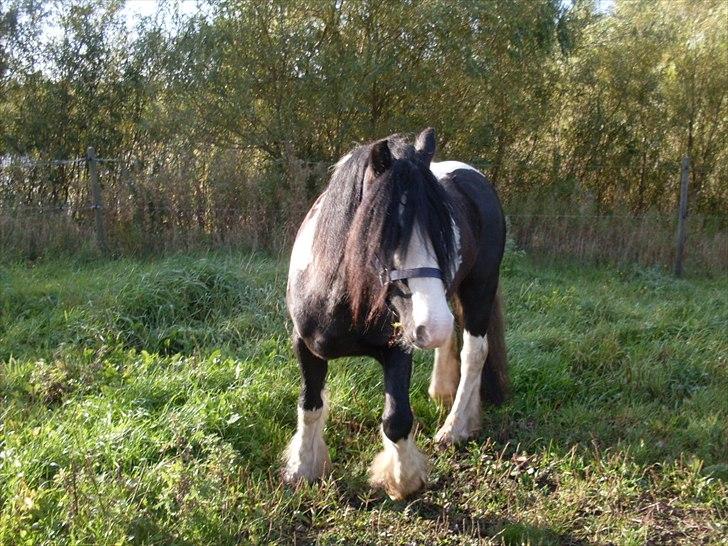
415,325,428,345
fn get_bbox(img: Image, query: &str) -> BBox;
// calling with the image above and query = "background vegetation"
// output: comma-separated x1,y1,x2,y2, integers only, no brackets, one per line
1,3,726,541
0,0,726,269
1,251,726,544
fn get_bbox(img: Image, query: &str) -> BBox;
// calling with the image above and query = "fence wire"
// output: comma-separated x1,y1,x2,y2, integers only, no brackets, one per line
1,152,726,273
0,157,123,169
9,153,714,223
4,208,725,220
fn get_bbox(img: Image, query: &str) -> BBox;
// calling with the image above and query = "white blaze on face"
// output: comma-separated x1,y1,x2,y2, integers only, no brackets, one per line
394,222,454,349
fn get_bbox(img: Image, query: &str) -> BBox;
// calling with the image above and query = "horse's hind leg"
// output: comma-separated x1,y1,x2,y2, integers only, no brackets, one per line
428,329,460,406
369,347,428,500
282,336,331,484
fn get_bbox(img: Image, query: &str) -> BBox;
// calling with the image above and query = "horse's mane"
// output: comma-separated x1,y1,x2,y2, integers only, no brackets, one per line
313,134,457,323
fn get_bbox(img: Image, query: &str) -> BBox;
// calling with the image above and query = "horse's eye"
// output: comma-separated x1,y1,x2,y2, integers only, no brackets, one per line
389,279,411,299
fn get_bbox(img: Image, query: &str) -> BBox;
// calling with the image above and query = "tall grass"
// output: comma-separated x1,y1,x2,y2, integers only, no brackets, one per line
0,210,90,260
509,212,727,273
1,148,327,259
111,259,256,353
3,150,727,274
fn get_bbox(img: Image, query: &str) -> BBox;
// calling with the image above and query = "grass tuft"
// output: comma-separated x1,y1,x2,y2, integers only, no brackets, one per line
111,258,255,353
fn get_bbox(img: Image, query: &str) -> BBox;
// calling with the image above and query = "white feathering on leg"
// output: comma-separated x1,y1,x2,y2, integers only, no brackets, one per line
435,333,488,444
282,394,331,483
429,330,460,406
369,428,428,500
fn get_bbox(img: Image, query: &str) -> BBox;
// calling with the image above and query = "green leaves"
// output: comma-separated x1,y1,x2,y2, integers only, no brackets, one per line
1,0,727,261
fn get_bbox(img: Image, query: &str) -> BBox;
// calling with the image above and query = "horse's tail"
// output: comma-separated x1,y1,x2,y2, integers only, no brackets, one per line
481,285,509,406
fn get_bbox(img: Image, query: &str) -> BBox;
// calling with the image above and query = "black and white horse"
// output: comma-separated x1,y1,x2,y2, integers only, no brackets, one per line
283,128,508,500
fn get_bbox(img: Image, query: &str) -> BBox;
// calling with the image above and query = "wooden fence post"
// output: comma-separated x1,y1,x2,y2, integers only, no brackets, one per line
87,146,109,255
674,155,690,277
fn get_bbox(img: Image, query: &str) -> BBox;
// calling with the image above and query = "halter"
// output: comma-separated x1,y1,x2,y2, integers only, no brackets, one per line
379,267,443,286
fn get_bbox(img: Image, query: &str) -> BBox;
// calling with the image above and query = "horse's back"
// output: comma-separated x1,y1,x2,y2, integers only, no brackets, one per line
430,160,480,179
430,161,506,279
430,161,504,228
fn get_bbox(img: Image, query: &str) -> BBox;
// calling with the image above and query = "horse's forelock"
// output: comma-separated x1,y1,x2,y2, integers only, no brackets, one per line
344,157,457,324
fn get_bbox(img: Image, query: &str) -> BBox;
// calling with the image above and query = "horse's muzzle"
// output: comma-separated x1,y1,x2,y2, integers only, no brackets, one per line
413,313,454,349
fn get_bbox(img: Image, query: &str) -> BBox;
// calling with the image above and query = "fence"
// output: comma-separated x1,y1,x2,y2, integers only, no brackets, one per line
1,149,726,275
0,146,330,259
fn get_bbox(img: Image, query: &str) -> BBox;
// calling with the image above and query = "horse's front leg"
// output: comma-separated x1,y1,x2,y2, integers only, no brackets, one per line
434,282,494,444
434,330,487,443
282,336,331,484
369,347,428,500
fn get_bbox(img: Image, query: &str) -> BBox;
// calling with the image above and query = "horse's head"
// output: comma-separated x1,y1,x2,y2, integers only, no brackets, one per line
344,128,457,349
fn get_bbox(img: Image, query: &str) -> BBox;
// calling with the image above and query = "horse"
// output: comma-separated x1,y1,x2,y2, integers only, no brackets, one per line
283,128,508,500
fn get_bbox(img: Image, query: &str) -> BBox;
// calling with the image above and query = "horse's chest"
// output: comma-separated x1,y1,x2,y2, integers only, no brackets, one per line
287,279,390,359
286,197,392,359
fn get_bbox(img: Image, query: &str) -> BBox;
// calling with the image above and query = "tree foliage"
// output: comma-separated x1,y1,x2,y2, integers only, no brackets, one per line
1,0,726,214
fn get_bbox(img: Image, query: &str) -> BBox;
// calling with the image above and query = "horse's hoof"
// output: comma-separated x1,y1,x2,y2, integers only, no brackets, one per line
281,469,308,486
434,419,475,445
369,432,428,500
281,457,331,486
282,437,331,485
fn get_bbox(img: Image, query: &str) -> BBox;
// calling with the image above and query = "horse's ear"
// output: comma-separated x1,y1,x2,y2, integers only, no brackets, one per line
369,139,392,177
414,127,436,167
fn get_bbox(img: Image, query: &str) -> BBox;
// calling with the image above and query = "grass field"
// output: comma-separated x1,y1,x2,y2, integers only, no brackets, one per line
1,250,726,545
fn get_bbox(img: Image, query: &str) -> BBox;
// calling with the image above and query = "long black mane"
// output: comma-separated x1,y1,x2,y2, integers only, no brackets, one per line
313,134,457,322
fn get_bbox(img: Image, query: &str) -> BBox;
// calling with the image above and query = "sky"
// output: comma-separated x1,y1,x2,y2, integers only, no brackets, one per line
123,0,199,20
122,0,617,26
37,0,617,60
122,0,201,29
561,0,615,11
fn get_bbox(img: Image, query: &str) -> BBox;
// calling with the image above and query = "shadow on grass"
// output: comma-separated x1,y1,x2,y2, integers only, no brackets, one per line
406,501,592,546
340,495,593,545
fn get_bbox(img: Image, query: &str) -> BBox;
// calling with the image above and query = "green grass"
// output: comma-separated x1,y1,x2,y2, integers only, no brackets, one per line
1,251,726,545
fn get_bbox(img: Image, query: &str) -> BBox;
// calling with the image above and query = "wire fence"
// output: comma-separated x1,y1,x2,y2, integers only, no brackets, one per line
1,151,726,273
